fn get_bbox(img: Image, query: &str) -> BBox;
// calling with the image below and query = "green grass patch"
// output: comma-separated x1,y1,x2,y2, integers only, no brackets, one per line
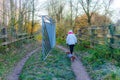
74,40,120,80
19,48,75,80
56,38,66,46
0,39,40,79
56,37,120,80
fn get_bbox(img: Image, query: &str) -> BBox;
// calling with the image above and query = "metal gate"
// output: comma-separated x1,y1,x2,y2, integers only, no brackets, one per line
42,16,56,60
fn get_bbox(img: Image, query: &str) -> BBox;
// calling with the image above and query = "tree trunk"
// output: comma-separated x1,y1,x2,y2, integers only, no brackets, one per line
70,0,73,29
31,0,34,35
10,0,15,37
87,15,91,26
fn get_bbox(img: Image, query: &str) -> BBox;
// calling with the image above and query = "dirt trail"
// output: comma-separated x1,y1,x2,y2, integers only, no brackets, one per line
6,48,40,80
57,45,91,80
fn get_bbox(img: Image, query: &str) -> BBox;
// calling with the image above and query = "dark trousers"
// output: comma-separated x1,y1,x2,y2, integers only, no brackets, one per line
69,45,74,54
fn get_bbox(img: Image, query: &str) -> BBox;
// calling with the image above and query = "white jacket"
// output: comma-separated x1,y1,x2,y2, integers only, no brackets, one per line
66,34,77,45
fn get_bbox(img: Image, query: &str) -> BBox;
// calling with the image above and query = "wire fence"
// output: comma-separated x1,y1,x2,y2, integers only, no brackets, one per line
0,15,56,61
41,16,56,60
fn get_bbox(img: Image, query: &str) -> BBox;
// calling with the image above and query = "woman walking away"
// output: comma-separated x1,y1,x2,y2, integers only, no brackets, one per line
66,30,77,55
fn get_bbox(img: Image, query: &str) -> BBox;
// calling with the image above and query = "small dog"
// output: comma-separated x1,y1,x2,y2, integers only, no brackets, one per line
71,56,76,61
66,51,76,61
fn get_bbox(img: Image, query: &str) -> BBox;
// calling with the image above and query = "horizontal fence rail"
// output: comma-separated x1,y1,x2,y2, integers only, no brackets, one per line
0,21,42,54
78,25,120,49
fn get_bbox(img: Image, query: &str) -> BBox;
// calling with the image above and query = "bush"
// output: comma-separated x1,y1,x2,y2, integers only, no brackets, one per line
56,38,66,45
0,46,7,54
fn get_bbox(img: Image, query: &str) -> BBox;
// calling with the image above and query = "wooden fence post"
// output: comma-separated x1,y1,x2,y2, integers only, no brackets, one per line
108,24,115,54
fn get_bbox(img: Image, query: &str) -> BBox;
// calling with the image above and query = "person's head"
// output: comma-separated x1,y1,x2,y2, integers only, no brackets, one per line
68,30,73,34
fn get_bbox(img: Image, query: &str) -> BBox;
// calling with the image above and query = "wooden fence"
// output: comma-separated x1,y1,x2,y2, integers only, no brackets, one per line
78,25,120,49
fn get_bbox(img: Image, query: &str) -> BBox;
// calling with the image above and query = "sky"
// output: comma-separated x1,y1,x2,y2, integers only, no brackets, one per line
111,0,120,9
37,0,120,22
111,0,120,22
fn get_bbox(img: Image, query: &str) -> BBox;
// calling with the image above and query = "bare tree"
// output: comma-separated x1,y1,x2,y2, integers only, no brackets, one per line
78,0,113,26
69,0,73,28
72,0,79,32
10,0,15,36
79,0,99,26
31,0,34,35
2,0,5,26
47,0,65,22
102,0,113,25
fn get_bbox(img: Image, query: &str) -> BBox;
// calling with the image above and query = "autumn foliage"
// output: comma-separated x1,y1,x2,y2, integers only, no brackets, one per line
75,12,111,31
25,21,41,34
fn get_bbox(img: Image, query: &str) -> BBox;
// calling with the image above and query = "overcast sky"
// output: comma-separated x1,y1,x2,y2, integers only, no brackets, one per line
111,0,120,9
37,0,120,22
111,0,120,22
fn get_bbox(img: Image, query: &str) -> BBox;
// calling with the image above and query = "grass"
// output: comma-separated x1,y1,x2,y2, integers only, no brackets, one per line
56,36,120,80
56,38,67,47
74,40,120,80
0,39,40,80
19,48,75,80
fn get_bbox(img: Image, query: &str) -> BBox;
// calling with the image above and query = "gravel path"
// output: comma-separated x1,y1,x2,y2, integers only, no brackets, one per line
6,48,40,80
57,45,91,80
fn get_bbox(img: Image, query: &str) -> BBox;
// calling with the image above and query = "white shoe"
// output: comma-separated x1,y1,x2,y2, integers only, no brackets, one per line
68,53,73,58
